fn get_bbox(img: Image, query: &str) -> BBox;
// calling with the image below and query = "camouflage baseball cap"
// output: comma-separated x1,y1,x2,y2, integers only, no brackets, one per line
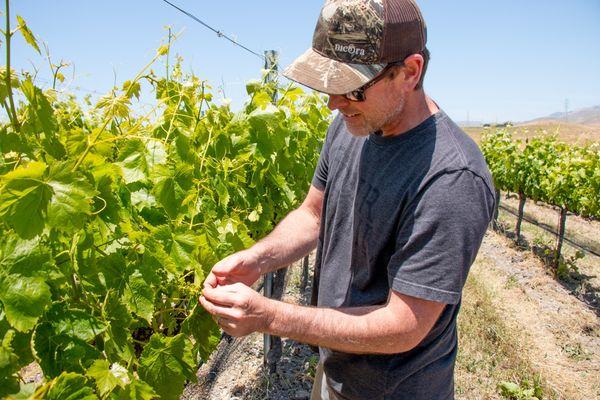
283,0,427,95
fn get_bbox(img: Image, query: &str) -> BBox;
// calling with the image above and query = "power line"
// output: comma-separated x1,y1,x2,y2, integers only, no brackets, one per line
160,0,265,61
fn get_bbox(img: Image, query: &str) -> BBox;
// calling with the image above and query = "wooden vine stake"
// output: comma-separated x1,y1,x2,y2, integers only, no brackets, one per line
262,49,284,373
515,192,526,243
553,207,568,275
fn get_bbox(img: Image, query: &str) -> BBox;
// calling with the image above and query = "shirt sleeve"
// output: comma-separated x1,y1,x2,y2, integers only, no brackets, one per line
387,169,495,304
311,120,335,191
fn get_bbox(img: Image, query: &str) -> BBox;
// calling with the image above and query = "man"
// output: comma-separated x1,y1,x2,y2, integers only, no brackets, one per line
200,0,495,398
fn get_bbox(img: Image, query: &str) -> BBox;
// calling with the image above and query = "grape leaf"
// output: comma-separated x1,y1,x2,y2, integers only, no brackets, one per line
20,78,59,143
0,236,51,277
102,292,134,365
181,305,220,362
86,359,126,398
138,334,196,400
122,271,154,324
0,309,34,367
45,303,107,342
0,161,53,239
0,274,51,332
16,16,41,54
32,372,97,400
0,67,21,104
46,167,96,232
33,321,102,377
0,330,21,398
115,380,157,400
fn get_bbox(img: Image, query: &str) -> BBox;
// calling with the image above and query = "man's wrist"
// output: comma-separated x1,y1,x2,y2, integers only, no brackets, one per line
261,296,279,333
249,242,274,276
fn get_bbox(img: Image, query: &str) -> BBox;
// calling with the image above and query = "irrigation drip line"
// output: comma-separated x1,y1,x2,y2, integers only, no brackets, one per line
160,0,266,61
498,203,600,258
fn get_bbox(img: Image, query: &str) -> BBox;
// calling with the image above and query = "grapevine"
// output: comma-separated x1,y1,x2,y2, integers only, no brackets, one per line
481,128,599,272
0,6,331,399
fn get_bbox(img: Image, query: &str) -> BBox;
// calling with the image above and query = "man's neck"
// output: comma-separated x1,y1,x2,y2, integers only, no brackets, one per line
380,90,439,137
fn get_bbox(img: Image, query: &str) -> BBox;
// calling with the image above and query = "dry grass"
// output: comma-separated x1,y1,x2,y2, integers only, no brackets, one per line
463,233,600,400
463,122,600,145
456,270,555,399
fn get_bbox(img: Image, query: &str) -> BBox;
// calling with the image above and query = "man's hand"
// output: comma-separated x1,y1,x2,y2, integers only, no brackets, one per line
204,249,262,288
199,283,273,337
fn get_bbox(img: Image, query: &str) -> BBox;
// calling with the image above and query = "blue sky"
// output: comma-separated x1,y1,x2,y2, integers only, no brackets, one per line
5,0,600,123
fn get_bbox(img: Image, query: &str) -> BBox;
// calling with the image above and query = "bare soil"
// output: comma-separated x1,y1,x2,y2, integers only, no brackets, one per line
496,194,600,314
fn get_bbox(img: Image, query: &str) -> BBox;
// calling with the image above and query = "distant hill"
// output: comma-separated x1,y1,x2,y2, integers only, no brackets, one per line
523,105,600,125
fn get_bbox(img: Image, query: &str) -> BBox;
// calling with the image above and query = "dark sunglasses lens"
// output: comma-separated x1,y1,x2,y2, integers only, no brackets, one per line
346,90,364,102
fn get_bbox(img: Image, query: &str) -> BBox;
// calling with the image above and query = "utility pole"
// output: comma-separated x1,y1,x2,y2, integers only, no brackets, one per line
564,98,569,123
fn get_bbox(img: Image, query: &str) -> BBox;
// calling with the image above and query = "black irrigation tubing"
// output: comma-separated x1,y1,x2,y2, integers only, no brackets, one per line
498,203,600,258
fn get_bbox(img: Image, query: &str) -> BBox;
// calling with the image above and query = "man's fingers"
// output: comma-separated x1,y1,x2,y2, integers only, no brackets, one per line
202,285,244,306
203,272,218,288
199,296,238,320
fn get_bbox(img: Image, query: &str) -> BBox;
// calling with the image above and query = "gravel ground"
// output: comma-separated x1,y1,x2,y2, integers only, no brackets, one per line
182,255,318,400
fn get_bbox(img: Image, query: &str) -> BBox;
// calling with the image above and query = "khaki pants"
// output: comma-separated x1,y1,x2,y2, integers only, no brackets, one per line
311,362,341,400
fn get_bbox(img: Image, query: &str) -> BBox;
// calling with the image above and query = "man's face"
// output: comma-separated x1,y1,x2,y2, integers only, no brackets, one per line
326,68,407,137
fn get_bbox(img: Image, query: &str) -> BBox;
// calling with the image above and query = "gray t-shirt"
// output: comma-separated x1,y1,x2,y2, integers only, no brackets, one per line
311,110,495,400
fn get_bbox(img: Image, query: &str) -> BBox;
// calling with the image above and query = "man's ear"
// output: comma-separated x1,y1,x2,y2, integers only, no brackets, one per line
398,54,424,91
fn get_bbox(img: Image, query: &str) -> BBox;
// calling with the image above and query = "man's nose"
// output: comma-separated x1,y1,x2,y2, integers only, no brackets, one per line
327,94,350,111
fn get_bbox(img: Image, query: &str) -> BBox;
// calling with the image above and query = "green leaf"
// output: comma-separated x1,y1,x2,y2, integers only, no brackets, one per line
151,165,185,219
5,382,38,400
20,78,60,142
33,321,102,377
32,372,97,400
115,380,157,400
215,181,230,207
116,140,166,184
0,67,21,104
151,226,200,274
0,330,21,398
0,309,35,367
46,166,96,232
498,381,521,396
96,92,131,119
0,125,32,155
0,161,53,239
32,303,106,376
153,176,180,218
86,359,126,398
0,274,51,332
245,79,261,95
0,236,51,277
138,334,196,400
122,80,141,100
181,305,220,362
122,271,154,324
45,303,107,342
156,45,169,56
102,292,134,365
16,16,41,54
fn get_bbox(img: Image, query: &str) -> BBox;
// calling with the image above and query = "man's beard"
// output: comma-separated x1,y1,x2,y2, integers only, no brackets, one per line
344,94,406,137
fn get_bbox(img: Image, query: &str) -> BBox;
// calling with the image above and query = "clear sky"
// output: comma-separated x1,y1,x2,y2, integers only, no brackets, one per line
4,0,600,123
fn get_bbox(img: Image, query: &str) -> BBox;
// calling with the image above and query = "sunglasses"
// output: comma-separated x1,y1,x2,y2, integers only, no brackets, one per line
342,62,404,102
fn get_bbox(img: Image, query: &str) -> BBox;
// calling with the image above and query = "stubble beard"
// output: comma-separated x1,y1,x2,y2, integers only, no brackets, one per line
344,94,406,137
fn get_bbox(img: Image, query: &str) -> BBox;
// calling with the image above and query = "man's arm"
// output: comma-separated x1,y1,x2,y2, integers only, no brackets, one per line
199,285,445,355
252,184,324,274
204,185,324,287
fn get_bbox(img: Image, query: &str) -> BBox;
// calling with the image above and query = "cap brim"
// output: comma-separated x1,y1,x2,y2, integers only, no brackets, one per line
283,48,385,95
